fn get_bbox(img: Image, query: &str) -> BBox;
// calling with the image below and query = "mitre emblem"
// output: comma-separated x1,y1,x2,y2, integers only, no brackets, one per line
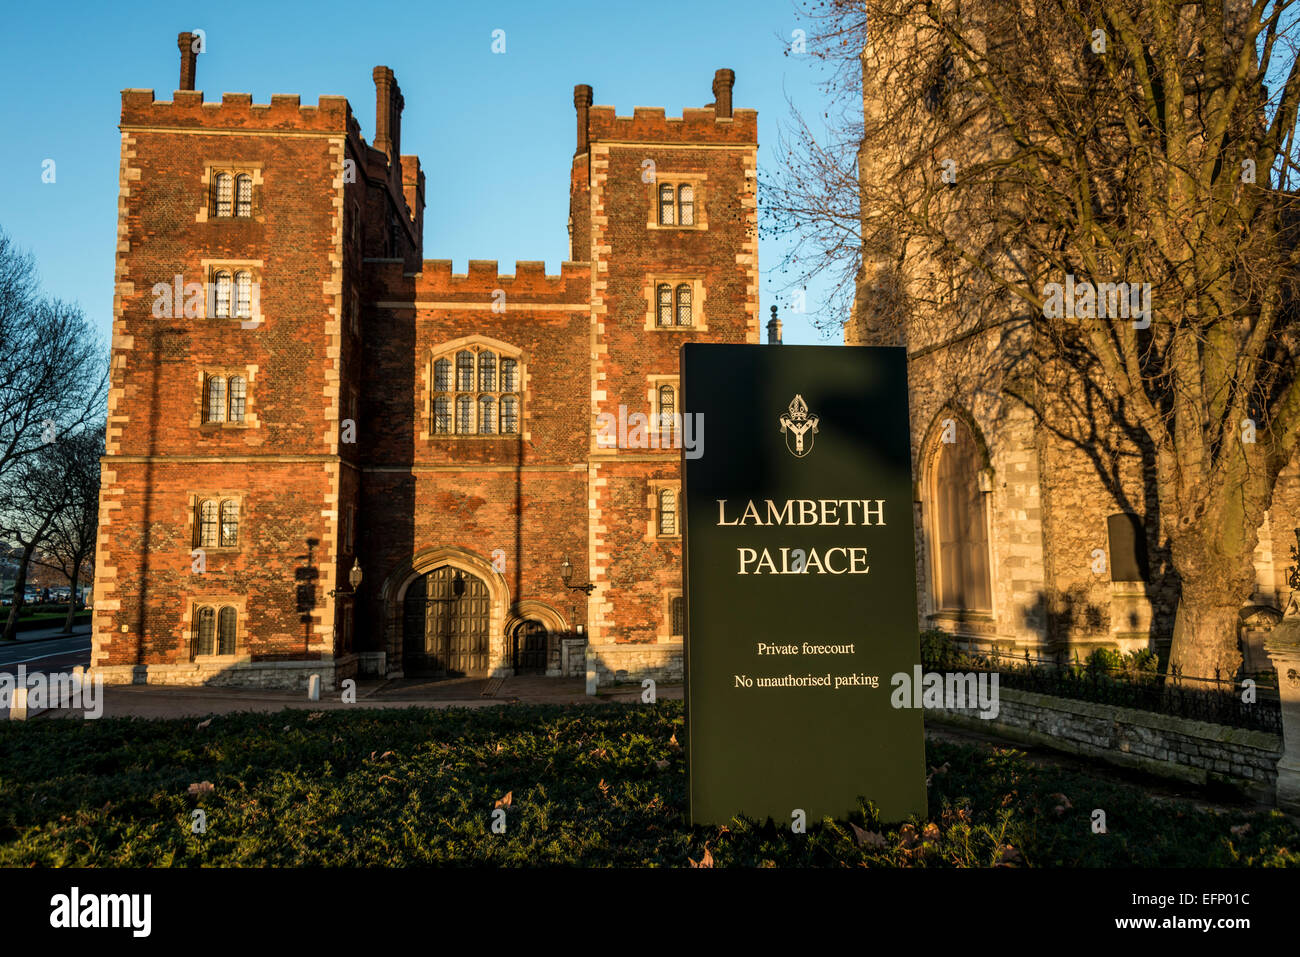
779,394,819,458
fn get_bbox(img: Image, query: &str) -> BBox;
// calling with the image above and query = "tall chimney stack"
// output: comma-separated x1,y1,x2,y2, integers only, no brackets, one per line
712,69,735,118
373,66,404,160
178,32,197,91
574,84,593,154
768,305,783,345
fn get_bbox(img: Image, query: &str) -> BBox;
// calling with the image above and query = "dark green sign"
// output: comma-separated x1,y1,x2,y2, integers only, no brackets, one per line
682,343,927,826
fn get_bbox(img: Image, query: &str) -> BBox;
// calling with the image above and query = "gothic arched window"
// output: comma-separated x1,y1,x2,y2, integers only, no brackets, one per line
657,283,673,327
235,174,253,217
659,183,675,225
675,284,693,326
217,606,237,654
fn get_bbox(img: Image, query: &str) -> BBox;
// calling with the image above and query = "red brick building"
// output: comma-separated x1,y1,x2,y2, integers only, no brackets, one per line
90,36,760,690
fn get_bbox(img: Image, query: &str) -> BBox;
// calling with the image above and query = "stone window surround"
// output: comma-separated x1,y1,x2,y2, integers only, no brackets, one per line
661,589,685,641
644,276,707,331
196,162,265,224
184,595,250,662
187,490,247,555
422,335,528,441
646,374,680,444
198,259,265,323
646,479,682,541
647,173,708,231
193,366,259,430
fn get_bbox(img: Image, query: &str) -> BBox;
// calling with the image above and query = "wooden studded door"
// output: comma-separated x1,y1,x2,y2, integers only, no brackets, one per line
402,566,491,676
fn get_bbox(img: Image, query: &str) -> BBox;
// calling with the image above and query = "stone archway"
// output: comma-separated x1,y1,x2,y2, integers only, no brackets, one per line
504,600,569,677
379,546,511,678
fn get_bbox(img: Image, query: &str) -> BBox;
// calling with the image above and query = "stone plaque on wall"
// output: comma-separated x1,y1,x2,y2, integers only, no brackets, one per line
681,343,928,826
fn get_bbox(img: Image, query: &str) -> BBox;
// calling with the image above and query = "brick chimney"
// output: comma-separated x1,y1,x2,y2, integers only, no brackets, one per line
712,69,735,118
767,305,783,344
178,32,198,91
574,84,593,154
372,66,405,161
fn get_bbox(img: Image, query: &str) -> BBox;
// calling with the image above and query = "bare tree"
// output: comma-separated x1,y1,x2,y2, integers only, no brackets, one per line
0,440,76,640
30,428,103,634
0,229,107,487
767,0,1300,678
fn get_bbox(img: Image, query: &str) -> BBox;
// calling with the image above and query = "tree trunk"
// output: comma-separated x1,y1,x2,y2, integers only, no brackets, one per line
61,557,81,635
1,541,36,642
1168,595,1243,682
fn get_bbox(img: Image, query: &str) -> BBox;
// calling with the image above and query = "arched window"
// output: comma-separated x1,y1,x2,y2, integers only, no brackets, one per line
478,352,496,392
657,283,673,327
217,607,237,654
675,284,692,326
678,184,695,226
434,358,451,392
478,395,495,434
658,384,676,433
205,376,226,423
658,489,677,536
196,606,216,655
213,271,232,318
500,358,517,392
500,396,519,434
234,271,252,319
455,395,472,434
456,351,475,391
434,396,451,434
671,596,685,636
228,376,247,422
214,173,233,217
219,501,239,548
659,183,675,225
198,500,219,548
235,175,253,217
930,417,992,613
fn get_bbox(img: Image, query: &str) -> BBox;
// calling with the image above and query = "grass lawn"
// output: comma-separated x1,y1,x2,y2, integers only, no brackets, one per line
1,702,1296,867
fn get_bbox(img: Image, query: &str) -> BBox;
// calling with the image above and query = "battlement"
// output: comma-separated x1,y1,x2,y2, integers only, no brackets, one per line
373,259,591,305
120,88,355,134
586,105,757,145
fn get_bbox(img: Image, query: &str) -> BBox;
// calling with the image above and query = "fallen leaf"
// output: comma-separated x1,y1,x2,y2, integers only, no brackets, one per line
187,781,214,796
899,823,920,849
597,779,609,795
495,791,513,809
1230,823,1252,837
1049,792,1072,809
654,759,670,770
308,711,324,721
849,822,888,849
922,822,940,841
668,733,679,748
996,844,1022,865
195,717,212,730
377,774,399,784
689,846,714,868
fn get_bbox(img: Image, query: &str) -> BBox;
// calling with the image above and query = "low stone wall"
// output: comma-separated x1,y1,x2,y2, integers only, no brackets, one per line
930,687,1284,802
585,641,682,693
90,655,359,693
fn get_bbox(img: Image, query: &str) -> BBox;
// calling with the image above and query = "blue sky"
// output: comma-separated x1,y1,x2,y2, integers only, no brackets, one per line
0,0,850,348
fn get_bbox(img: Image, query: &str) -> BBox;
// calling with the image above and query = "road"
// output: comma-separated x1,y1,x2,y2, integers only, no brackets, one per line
0,631,91,677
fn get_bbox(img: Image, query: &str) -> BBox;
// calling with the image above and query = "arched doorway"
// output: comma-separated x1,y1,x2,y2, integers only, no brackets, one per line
402,565,491,676
512,619,548,675
927,415,993,614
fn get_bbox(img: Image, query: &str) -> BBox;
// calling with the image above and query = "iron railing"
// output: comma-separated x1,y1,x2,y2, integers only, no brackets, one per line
920,647,1283,734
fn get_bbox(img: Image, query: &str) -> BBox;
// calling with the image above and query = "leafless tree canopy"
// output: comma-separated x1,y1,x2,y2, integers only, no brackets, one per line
769,0,1300,677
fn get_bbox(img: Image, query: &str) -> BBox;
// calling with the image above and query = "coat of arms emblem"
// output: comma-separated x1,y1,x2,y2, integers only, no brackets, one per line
779,394,819,458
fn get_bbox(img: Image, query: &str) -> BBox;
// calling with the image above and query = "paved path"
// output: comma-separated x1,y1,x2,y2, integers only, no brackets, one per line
21,674,682,721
